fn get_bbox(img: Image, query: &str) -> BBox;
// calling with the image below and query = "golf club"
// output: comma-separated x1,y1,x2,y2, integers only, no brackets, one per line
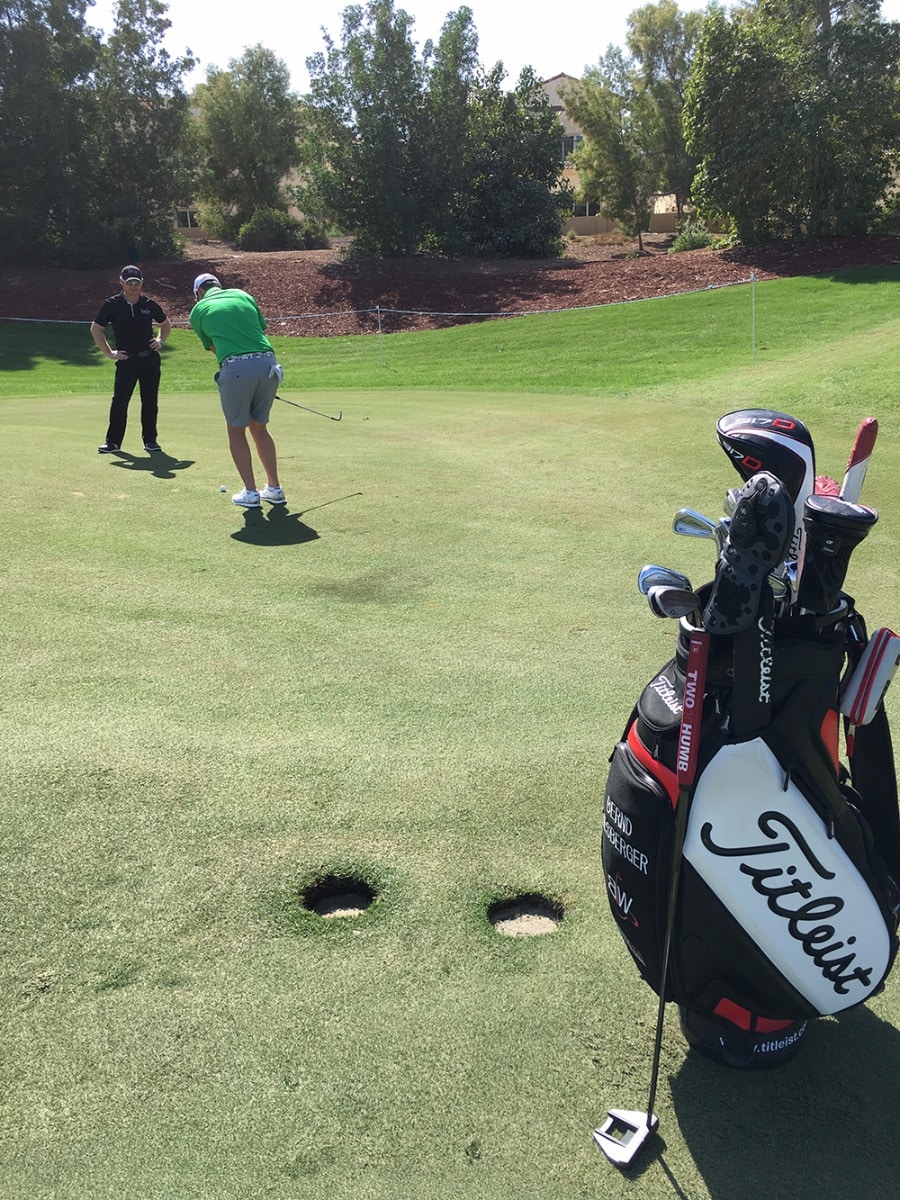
594,628,711,1167
715,409,816,571
840,417,878,503
673,508,728,553
276,394,343,422
637,564,693,596
723,486,741,517
647,585,703,623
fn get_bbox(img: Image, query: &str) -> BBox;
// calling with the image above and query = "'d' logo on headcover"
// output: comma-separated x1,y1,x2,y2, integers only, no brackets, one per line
683,739,891,1015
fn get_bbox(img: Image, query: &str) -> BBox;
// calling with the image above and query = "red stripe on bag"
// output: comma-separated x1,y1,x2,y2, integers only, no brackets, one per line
714,997,795,1032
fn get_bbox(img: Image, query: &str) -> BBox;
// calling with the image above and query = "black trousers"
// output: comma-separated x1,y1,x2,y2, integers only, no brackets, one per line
105,353,161,447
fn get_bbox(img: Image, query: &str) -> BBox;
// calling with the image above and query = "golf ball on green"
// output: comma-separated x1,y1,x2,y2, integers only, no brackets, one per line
219,485,227,492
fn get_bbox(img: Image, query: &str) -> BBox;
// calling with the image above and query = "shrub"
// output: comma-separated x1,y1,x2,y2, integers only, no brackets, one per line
237,209,302,251
237,209,331,251
668,219,713,253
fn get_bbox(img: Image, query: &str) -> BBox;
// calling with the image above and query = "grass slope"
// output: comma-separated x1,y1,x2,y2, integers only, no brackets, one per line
1,269,900,1199
3,265,899,397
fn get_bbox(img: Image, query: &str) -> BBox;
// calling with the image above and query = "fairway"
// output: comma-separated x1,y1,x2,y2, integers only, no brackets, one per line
3,272,900,1200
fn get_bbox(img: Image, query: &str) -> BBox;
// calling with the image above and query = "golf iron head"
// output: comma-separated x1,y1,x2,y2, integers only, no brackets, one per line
593,1109,659,1167
673,508,728,553
637,564,693,596
647,584,703,621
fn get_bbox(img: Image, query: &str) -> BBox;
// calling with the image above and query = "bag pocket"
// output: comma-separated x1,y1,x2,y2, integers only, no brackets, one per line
602,736,675,995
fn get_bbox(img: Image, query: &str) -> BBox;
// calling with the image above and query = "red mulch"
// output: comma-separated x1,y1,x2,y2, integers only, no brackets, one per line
3,233,897,337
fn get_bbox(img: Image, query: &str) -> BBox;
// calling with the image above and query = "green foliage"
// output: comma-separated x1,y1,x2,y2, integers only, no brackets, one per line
871,191,900,234
237,208,301,250
302,1,567,258
564,51,660,249
0,0,195,266
559,3,702,244
303,0,428,258
685,2,900,243
86,0,197,263
626,0,704,214
669,217,713,252
0,0,99,264
193,45,303,234
236,207,329,251
445,66,571,258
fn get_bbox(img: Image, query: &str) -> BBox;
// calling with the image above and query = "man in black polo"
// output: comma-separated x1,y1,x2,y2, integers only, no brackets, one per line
91,265,172,454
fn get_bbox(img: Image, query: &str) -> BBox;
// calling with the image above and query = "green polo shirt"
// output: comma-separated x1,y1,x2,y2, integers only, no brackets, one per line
189,287,273,365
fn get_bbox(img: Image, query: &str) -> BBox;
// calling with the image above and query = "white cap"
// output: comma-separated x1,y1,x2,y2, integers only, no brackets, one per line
193,273,221,300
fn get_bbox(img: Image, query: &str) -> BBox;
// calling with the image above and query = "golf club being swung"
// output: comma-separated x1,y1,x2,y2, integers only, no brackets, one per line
276,394,343,422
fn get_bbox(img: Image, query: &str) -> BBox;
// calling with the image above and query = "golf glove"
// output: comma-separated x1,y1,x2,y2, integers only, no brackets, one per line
269,363,284,384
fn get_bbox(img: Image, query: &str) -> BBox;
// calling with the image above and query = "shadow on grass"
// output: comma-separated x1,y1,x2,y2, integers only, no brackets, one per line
110,450,196,479
669,1005,900,1198
231,503,320,546
0,321,99,371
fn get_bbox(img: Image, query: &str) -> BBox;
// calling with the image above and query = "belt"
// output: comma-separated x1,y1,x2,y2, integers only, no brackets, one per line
220,351,274,366
132,349,155,358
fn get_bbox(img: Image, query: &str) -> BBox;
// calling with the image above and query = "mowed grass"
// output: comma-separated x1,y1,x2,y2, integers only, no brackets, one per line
2,268,900,1200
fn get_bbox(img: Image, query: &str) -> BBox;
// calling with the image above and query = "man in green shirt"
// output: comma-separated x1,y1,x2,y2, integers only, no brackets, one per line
190,273,286,508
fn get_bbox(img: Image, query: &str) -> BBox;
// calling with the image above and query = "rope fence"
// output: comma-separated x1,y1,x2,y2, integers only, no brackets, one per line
2,273,760,356
1,273,758,328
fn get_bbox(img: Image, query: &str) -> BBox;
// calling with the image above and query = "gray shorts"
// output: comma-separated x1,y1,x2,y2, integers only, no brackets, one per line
216,352,280,427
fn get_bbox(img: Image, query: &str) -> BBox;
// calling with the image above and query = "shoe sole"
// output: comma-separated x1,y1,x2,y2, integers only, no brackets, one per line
262,496,286,504
232,499,261,508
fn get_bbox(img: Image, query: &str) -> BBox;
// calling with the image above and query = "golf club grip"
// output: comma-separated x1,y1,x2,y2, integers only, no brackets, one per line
841,417,877,503
677,631,710,788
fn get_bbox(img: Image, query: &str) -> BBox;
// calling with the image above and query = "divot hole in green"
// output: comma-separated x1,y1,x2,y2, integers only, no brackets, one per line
487,893,563,937
301,874,376,919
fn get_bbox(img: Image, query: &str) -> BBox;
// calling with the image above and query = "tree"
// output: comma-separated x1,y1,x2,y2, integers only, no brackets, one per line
87,0,197,265
564,50,662,251
454,65,571,258
0,0,99,263
684,0,900,242
626,0,704,215
303,0,568,257
0,0,196,266
303,0,426,256
417,6,481,253
193,45,303,238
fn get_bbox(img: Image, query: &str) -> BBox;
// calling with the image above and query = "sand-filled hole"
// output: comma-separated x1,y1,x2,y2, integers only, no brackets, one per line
301,874,376,919
488,894,563,937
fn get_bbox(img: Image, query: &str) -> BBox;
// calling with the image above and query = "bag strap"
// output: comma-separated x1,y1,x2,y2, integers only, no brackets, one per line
847,705,900,882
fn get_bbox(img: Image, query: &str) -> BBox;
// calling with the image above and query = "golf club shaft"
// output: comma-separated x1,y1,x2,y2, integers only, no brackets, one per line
645,628,710,1125
276,394,343,421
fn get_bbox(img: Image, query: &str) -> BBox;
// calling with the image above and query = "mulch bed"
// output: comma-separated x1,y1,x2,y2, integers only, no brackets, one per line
2,233,897,337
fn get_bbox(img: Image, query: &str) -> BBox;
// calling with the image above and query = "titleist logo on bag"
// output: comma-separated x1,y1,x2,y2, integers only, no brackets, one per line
683,738,892,1014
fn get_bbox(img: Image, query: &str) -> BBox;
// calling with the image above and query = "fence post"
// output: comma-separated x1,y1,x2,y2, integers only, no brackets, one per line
751,272,756,360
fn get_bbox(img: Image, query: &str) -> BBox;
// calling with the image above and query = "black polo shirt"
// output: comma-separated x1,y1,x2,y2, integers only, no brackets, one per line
94,292,167,355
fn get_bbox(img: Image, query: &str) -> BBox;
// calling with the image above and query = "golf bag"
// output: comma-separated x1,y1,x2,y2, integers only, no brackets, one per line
603,419,900,1067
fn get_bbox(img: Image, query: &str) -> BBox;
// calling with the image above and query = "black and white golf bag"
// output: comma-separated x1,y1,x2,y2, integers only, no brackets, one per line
603,410,900,1067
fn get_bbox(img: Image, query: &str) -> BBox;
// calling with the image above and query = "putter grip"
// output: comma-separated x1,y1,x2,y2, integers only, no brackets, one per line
677,631,710,788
